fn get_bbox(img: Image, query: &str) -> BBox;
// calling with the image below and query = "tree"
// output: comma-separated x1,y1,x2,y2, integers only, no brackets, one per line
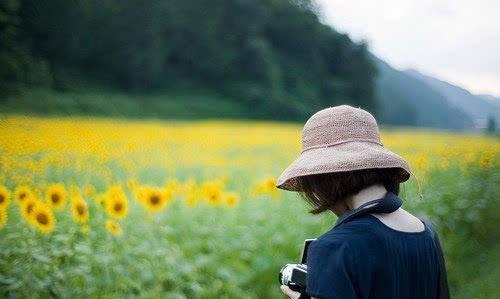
486,116,496,134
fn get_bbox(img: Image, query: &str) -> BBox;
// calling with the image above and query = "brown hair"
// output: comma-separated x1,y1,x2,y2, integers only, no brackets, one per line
297,168,401,214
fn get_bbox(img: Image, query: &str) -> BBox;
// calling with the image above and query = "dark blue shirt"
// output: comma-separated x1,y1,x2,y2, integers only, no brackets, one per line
306,214,440,299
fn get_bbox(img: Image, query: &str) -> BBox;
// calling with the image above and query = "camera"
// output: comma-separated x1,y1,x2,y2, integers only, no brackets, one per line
278,239,316,293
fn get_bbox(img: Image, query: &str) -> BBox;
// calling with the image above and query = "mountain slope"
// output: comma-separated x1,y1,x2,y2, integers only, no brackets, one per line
477,94,500,106
373,57,474,130
405,70,500,129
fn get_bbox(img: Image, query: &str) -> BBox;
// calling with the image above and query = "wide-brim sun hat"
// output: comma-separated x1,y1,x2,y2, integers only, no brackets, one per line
276,105,412,191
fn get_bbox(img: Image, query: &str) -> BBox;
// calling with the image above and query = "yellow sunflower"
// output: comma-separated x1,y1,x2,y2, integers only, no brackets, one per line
14,186,33,203
105,219,123,236
84,184,96,198
45,183,67,210
185,192,199,207
95,194,106,207
264,177,277,191
20,197,39,225
0,185,11,209
223,192,239,208
127,178,138,193
181,180,199,206
165,178,179,194
71,194,89,224
143,187,172,213
254,177,280,200
81,225,90,235
202,181,223,206
104,186,128,219
134,185,149,203
32,203,56,233
0,208,7,229
180,179,197,197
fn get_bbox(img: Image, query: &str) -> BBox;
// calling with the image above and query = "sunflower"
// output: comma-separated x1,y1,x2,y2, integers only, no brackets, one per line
81,225,90,235
95,194,106,207
14,186,33,203
84,184,95,198
104,186,128,219
127,178,138,193
256,177,278,193
105,219,123,236
142,187,172,212
69,185,82,199
202,181,223,206
71,194,89,224
20,197,39,225
179,180,198,206
165,178,179,194
134,185,153,204
0,185,11,209
223,192,239,208
0,208,7,229
185,193,199,207
32,203,55,233
254,177,280,199
264,177,277,190
45,183,67,210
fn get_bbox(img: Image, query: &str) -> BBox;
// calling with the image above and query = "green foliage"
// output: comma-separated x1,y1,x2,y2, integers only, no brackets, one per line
0,0,21,84
0,176,328,298
404,164,500,298
1,163,498,297
0,87,252,119
1,0,377,120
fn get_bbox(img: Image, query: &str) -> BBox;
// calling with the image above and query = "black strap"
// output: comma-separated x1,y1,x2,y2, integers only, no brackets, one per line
421,219,451,299
334,191,403,228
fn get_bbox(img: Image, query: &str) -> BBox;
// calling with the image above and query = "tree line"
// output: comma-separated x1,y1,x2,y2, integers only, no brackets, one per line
0,0,377,120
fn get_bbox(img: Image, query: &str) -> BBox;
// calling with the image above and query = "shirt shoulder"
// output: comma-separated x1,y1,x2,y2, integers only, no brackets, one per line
305,219,379,299
312,215,383,251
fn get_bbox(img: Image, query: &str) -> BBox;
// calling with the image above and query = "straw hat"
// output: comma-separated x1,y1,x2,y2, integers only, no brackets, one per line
276,105,412,191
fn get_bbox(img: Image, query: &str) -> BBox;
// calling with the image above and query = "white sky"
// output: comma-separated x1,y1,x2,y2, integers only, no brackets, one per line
315,0,500,97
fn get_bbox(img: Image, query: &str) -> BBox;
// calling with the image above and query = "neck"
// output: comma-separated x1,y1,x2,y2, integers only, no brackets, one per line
330,184,389,216
345,184,388,210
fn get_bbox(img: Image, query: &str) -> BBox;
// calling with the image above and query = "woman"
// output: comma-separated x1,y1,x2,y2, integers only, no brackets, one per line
276,105,449,299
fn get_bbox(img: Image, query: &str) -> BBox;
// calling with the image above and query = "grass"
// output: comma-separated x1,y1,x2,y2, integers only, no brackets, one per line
0,87,253,120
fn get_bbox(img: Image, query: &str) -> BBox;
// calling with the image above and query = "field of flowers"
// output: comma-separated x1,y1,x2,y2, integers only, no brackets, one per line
0,115,499,298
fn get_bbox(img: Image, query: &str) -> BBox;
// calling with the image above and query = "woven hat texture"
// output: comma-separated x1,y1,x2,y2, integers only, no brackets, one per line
276,105,412,191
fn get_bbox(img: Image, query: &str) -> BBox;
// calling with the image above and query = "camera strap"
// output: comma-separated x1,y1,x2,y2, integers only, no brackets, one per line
334,191,403,228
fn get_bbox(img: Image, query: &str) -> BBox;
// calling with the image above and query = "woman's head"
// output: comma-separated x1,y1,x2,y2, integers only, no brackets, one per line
276,105,412,191
297,168,401,214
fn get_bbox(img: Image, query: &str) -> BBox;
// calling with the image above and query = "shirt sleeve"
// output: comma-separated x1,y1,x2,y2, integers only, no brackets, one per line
306,240,358,299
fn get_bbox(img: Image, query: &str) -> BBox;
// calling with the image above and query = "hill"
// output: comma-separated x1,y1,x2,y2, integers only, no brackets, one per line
373,57,474,130
0,0,376,121
405,70,500,129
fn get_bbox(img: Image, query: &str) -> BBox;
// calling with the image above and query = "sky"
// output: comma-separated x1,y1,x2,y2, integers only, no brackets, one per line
315,0,500,97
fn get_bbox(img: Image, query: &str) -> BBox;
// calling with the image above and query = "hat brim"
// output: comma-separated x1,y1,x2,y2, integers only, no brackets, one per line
276,141,412,191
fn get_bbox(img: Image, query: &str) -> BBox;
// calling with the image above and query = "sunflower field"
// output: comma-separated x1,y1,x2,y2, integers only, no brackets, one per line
0,115,499,298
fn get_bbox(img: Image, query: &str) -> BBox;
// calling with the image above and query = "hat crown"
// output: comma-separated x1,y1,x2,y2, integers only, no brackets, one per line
302,105,381,151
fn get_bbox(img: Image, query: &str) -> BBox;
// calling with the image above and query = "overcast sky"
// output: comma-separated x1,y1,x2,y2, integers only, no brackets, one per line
315,0,500,97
